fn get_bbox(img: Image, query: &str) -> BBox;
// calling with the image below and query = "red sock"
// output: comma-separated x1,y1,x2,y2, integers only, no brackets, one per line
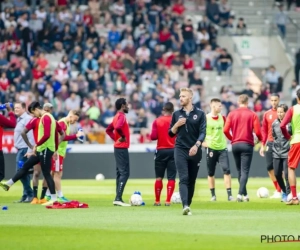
291,186,298,199
166,180,175,203
154,180,163,202
273,181,281,192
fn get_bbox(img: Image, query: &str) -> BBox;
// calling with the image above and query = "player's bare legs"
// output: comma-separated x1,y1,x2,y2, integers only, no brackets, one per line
286,168,299,205
54,171,68,202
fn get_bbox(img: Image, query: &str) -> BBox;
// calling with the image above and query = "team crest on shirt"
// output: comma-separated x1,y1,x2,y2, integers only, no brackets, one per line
209,152,213,157
269,115,272,119
193,115,197,120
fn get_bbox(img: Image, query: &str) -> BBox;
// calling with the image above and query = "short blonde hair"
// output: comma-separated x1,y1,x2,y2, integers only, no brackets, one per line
180,88,193,96
238,94,248,104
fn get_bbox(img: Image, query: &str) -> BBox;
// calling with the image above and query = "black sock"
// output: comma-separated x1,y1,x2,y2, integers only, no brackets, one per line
227,188,232,197
210,188,215,197
40,187,47,199
33,186,38,198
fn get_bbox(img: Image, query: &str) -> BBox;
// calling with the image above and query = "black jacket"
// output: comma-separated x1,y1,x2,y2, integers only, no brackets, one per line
272,119,291,158
169,106,206,149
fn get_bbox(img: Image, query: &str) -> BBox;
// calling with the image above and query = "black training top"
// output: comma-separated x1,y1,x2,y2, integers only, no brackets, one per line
169,106,206,149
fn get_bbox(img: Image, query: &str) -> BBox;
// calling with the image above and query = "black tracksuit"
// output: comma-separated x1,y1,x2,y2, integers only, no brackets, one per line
169,106,206,207
272,119,291,194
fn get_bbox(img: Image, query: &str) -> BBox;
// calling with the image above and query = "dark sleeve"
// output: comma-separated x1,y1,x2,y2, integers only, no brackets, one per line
0,112,16,128
197,111,206,142
280,108,293,140
150,120,158,141
115,114,125,138
168,112,177,137
271,123,276,140
106,122,115,141
36,115,51,146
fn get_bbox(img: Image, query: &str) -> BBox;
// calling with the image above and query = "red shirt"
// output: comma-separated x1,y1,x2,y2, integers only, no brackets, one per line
183,59,194,70
261,109,277,145
280,107,293,140
172,4,185,15
223,107,262,146
83,15,93,26
32,68,44,79
25,117,40,143
36,58,48,71
106,112,130,149
0,112,16,150
159,31,171,43
150,115,175,149
0,78,9,91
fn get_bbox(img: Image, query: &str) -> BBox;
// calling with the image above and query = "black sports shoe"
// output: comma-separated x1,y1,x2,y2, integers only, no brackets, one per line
154,202,161,206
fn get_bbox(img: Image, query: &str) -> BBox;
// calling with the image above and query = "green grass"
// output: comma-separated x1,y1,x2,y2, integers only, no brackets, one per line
0,178,300,250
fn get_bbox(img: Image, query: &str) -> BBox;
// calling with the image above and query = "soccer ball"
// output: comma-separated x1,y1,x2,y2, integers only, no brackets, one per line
95,173,105,181
256,187,269,198
130,194,143,206
171,192,182,204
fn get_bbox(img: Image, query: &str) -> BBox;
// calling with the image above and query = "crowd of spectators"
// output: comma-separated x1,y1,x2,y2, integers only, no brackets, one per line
0,0,287,145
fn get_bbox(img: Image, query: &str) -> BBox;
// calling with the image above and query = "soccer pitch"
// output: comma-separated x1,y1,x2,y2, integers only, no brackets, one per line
0,178,300,250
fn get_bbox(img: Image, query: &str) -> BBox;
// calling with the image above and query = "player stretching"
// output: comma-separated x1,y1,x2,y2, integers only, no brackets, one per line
0,101,64,206
106,98,131,206
150,102,176,206
202,98,234,201
51,110,83,202
272,104,291,202
280,89,300,205
21,115,49,204
259,94,282,198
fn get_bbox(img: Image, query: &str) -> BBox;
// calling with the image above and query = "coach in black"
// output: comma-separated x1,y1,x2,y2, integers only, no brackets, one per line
169,88,206,216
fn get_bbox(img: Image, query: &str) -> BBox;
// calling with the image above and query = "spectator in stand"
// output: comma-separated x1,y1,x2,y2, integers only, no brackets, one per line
274,4,288,39
198,15,212,32
206,0,220,24
146,4,160,34
99,0,111,26
81,53,99,81
236,18,247,36
264,65,281,93
201,44,215,71
65,92,81,112
196,28,210,52
108,25,121,50
181,18,195,55
112,0,126,26
172,0,185,19
219,0,231,27
216,48,233,75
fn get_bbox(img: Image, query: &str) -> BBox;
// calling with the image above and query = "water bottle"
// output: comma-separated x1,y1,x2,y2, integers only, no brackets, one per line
18,160,24,169
0,103,13,110
77,128,85,143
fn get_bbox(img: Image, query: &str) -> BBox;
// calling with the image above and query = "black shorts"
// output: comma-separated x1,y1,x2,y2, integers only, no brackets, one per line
265,142,274,171
206,148,230,177
154,148,176,180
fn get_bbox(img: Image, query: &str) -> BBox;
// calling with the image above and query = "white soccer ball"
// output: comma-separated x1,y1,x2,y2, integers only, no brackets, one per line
130,194,143,206
95,173,105,181
256,187,269,198
171,192,182,204
287,193,293,202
